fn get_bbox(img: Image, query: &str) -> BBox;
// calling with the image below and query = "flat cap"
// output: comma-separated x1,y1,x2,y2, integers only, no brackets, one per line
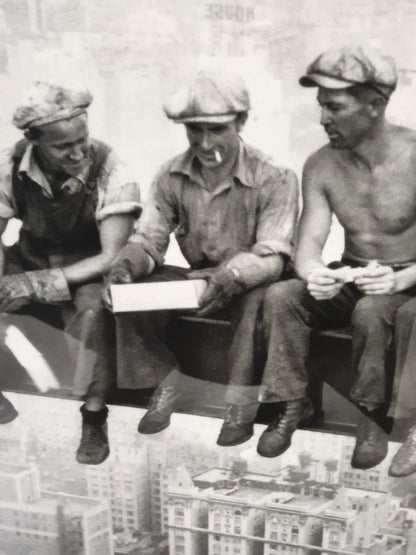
164,70,250,123
13,80,93,130
299,46,397,99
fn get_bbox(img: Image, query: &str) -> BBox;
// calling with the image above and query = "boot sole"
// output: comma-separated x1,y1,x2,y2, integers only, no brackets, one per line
76,446,110,466
0,407,18,425
217,430,253,447
388,465,416,478
350,450,388,470
257,436,291,458
138,418,171,435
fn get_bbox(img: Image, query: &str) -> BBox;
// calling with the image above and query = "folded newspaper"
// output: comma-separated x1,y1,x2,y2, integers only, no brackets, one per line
110,279,207,312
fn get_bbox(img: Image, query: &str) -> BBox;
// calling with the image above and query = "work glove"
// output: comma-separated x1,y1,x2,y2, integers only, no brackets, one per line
187,265,243,316
0,269,71,312
102,244,151,309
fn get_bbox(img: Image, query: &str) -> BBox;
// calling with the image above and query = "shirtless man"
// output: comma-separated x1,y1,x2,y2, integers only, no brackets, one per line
254,46,416,468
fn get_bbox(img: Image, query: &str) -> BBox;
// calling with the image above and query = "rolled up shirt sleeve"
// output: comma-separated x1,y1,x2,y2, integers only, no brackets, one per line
95,149,142,222
227,168,299,289
128,165,178,267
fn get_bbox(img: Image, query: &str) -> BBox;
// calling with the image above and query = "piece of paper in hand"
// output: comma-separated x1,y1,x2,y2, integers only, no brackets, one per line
4,325,59,392
110,279,208,312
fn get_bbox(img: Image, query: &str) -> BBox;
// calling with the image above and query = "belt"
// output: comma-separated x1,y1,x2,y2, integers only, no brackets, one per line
341,258,412,272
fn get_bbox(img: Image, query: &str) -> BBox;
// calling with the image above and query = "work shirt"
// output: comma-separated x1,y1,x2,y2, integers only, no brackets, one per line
0,139,140,221
0,139,141,269
129,141,299,288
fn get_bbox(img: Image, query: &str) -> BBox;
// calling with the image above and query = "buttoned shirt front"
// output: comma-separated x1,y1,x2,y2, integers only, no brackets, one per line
0,139,141,222
129,141,299,288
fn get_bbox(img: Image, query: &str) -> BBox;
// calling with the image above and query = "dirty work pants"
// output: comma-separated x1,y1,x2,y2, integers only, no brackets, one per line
389,297,416,419
258,278,415,407
1,250,116,400
115,265,266,404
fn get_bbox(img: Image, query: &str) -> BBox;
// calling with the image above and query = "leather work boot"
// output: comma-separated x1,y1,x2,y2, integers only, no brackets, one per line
351,413,388,470
138,385,181,434
0,392,18,424
257,398,310,458
217,404,257,447
76,406,110,465
388,426,416,477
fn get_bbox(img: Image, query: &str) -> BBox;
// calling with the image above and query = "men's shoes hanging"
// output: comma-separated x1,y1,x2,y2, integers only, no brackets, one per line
76,405,110,465
217,403,257,447
351,412,388,470
388,426,416,477
257,398,310,458
138,385,181,434
0,392,18,424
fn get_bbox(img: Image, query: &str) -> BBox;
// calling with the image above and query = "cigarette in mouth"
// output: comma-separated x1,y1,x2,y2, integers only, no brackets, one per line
214,150,222,163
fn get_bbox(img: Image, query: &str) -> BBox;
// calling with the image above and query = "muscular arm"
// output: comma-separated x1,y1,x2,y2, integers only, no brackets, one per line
62,213,136,284
295,156,334,279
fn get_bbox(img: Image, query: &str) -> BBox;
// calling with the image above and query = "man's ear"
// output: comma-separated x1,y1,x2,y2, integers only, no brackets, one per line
368,96,386,118
235,112,248,132
23,129,38,145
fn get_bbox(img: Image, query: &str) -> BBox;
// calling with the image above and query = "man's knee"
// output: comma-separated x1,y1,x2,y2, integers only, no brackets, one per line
352,295,397,329
396,299,416,329
264,279,306,314
74,283,105,314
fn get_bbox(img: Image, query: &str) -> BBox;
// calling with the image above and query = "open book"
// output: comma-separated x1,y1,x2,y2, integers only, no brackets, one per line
110,279,207,312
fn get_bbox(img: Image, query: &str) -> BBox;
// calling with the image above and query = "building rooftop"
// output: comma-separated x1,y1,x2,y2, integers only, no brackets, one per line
343,487,385,499
1,490,108,515
266,492,329,511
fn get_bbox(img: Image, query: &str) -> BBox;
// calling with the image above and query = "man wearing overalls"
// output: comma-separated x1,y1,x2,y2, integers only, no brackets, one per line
0,81,141,465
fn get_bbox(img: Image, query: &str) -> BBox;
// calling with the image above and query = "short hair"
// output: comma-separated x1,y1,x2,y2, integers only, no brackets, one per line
24,127,44,141
346,84,389,107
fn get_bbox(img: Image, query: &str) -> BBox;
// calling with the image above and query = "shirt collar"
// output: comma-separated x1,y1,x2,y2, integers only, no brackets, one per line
18,143,89,197
169,140,254,188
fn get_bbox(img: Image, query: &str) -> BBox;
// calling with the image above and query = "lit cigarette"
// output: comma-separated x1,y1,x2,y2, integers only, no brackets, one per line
214,150,222,163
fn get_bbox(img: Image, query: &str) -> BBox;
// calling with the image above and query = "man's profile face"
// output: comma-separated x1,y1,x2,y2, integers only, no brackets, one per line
185,119,241,169
31,113,89,176
317,88,374,149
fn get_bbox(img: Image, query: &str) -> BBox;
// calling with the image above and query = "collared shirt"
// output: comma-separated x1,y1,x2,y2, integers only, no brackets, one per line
129,141,299,288
0,139,141,222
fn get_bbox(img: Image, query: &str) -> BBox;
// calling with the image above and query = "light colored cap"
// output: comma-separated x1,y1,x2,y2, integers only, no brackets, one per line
163,70,250,124
299,46,398,99
13,80,93,129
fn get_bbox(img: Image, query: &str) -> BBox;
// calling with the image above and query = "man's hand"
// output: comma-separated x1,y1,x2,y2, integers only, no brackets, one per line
102,261,134,309
102,244,153,309
0,274,34,312
0,269,71,312
188,266,243,316
306,267,344,301
354,264,395,295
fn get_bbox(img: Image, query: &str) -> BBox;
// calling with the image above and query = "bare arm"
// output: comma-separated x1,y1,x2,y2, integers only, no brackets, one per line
295,156,346,300
295,156,334,279
62,213,136,284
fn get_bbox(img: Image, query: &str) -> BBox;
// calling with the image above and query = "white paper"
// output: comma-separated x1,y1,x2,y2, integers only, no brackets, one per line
110,279,207,312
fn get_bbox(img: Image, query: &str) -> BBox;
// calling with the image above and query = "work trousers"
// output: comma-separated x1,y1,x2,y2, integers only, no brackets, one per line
116,265,266,405
389,297,416,419
258,278,415,407
2,248,116,400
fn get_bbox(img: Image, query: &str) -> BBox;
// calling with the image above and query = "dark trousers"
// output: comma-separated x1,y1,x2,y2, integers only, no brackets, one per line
115,266,266,402
258,278,415,407
389,297,416,419
2,249,116,400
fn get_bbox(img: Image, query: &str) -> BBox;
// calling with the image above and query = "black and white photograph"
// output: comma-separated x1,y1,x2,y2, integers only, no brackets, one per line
1,1,416,554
